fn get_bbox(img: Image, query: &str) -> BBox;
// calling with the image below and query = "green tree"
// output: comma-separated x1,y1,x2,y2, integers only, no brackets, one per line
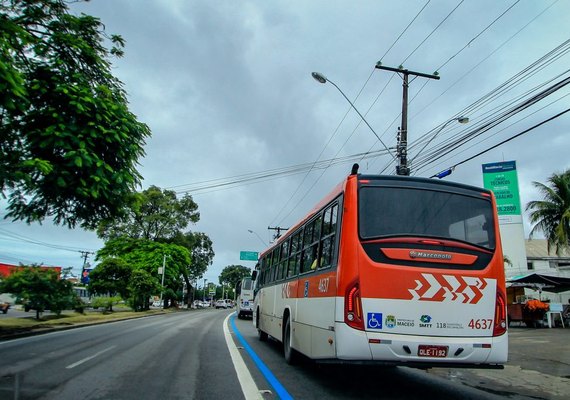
0,266,74,319
0,0,150,229
219,265,252,289
88,257,132,301
97,186,199,241
97,186,211,305
170,231,214,303
96,237,191,308
128,269,160,311
526,169,570,255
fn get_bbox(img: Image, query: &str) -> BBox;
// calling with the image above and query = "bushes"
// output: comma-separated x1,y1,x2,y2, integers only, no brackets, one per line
90,296,122,312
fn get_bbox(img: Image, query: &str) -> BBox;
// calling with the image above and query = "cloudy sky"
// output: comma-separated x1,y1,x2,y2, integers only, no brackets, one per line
1,0,569,284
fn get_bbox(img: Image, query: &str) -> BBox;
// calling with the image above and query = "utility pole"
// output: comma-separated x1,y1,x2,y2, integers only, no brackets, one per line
268,226,289,241
375,63,440,176
159,254,166,309
79,250,94,285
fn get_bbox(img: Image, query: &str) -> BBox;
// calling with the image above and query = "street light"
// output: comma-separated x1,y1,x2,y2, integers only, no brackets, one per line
248,229,268,247
203,278,208,302
311,72,396,161
410,116,470,174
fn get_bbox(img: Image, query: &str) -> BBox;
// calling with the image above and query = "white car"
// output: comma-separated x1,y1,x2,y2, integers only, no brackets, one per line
215,299,231,309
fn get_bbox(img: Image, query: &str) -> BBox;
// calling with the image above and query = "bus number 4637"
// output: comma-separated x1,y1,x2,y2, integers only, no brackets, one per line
468,319,493,329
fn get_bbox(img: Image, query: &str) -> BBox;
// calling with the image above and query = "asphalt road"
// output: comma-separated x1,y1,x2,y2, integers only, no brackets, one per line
232,316,537,400
2,309,565,400
0,309,241,400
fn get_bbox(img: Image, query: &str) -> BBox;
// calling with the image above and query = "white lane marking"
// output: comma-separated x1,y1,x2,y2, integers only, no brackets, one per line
223,313,263,400
65,345,117,369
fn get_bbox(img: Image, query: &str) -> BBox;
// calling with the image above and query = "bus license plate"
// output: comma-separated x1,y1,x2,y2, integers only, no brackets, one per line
418,345,448,358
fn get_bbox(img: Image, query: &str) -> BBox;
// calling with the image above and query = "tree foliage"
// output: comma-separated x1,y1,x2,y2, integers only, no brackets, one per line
526,169,570,255
0,266,74,319
97,186,199,241
128,269,160,311
95,237,190,308
96,186,212,305
219,265,251,288
0,0,151,228
88,257,132,299
170,231,214,280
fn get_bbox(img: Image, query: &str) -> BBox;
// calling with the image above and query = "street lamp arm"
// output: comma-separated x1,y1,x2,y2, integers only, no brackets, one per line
248,229,268,247
410,116,469,166
311,72,396,162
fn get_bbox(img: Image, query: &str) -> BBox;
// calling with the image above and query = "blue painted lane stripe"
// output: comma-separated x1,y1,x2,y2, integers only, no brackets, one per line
230,314,293,400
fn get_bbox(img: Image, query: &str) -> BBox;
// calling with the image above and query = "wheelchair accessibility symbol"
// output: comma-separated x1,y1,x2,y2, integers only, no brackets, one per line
367,313,383,329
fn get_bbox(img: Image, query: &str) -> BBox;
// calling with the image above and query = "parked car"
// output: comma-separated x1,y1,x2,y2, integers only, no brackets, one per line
0,302,10,314
192,300,210,309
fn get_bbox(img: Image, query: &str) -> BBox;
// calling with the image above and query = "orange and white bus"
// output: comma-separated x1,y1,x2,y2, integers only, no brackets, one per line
252,165,507,368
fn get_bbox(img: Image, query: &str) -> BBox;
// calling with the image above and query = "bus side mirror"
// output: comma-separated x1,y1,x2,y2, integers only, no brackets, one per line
251,270,258,281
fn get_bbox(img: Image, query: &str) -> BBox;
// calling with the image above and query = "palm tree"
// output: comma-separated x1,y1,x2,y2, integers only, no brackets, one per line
526,169,570,255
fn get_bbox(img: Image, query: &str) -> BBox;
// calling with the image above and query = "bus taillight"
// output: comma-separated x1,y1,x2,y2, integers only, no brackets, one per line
345,281,364,330
493,290,507,336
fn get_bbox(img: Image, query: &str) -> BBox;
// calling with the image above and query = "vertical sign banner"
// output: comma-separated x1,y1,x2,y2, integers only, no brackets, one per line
81,269,92,284
482,160,522,224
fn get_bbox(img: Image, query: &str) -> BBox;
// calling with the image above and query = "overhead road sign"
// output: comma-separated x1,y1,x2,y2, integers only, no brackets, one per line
240,251,259,261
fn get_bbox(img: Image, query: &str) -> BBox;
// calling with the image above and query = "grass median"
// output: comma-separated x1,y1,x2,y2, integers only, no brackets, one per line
0,308,174,338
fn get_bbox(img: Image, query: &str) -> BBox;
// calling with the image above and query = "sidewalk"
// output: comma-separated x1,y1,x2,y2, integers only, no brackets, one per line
430,327,570,399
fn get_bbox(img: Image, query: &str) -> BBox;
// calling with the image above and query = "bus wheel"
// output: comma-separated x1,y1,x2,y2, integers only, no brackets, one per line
257,312,268,341
283,317,299,365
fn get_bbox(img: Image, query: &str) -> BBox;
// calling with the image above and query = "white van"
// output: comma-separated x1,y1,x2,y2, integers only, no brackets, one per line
236,278,254,319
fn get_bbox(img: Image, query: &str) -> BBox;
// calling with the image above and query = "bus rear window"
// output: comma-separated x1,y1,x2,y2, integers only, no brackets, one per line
242,278,253,290
359,186,495,250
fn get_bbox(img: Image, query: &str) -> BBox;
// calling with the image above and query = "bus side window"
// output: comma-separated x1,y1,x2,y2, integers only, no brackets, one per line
269,252,275,284
287,231,302,278
277,240,289,281
301,215,322,273
320,203,338,269
261,254,271,285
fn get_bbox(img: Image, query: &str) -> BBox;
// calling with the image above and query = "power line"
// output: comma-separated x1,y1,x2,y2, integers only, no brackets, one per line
413,71,570,172
0,227,96,253
429,107,570,178
417,92,570,176
375,1,559,175
400,0,465,66
434,0,520,72
409,39,570,170
270,2,433,226
172,148,389,196
378,0,432,64
408,0,560,126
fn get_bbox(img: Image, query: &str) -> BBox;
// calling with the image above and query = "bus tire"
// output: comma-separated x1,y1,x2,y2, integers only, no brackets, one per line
257,311,268,341
283,317,299,365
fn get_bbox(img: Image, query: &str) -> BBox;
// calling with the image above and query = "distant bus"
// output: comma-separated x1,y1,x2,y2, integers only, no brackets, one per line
253,166,507,368
236,277,254,319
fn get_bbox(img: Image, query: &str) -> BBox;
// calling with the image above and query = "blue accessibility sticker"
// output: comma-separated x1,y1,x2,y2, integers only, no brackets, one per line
367,313,383,329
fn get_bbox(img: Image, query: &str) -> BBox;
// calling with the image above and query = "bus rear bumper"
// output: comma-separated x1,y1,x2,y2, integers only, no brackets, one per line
335,323,508,366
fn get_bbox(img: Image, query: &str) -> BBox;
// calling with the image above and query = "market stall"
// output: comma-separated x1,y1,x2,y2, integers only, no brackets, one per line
507,273,570,327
